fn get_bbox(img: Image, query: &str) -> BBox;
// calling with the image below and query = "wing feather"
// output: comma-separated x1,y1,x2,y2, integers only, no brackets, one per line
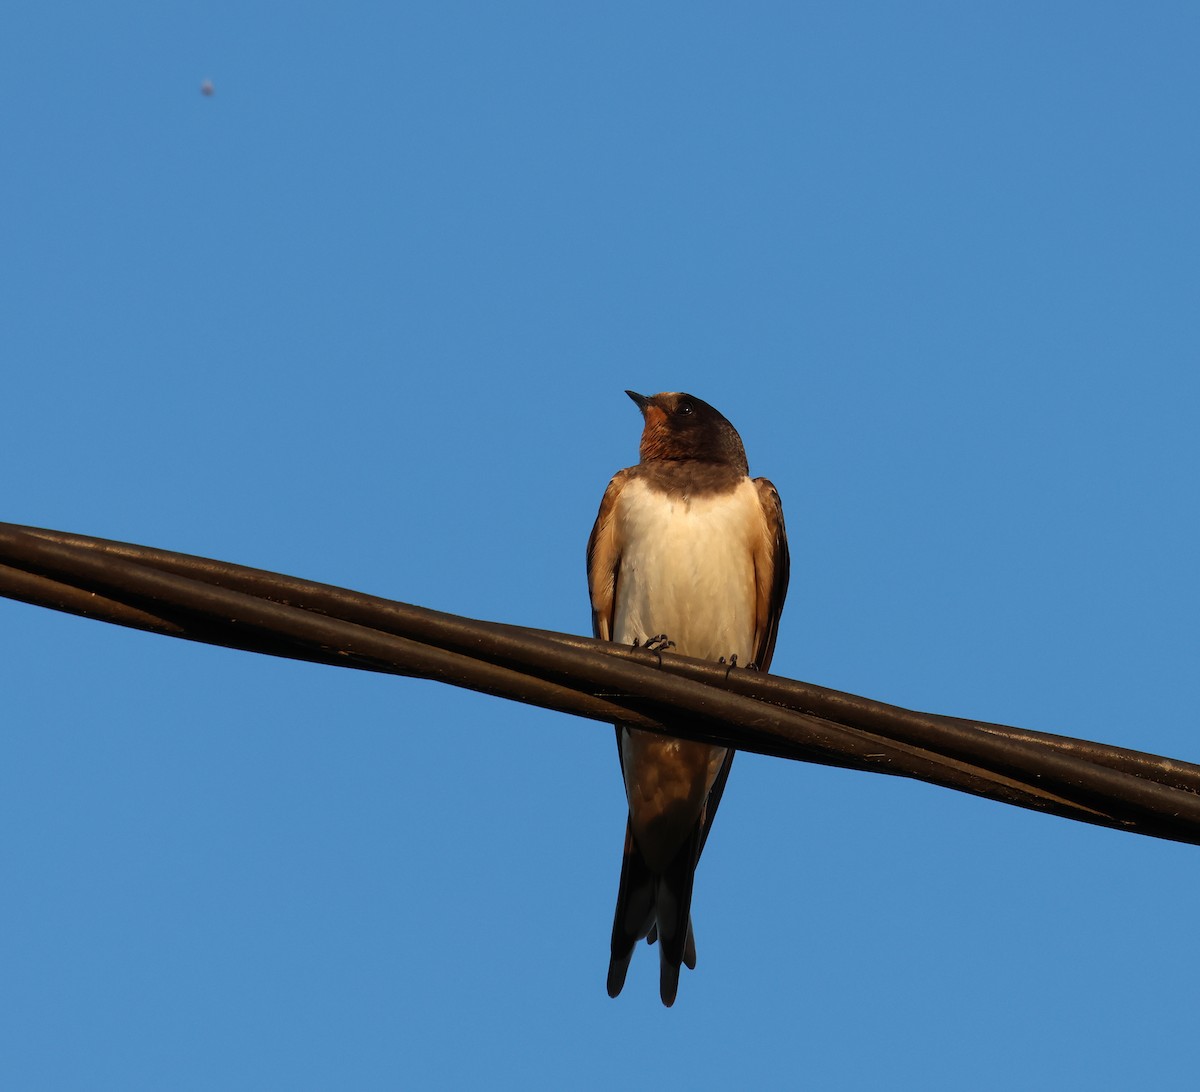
586,468,632,643
751,477,790,672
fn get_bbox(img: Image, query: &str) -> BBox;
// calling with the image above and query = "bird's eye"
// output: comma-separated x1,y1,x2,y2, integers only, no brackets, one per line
677,401,694,416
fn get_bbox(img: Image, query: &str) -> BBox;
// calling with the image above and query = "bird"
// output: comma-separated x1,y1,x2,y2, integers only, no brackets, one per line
586,390,789,1005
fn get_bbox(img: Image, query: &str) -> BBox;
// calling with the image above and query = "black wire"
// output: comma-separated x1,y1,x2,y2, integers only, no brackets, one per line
1,522,1198,846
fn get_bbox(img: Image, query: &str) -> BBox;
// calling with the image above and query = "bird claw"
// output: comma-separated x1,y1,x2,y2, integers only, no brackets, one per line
643,634,675,653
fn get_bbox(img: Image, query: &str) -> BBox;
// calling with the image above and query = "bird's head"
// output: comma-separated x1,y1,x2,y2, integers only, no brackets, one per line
625,390,748,472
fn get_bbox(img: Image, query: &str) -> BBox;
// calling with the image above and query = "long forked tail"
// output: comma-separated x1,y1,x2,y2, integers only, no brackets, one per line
607,820,702,1007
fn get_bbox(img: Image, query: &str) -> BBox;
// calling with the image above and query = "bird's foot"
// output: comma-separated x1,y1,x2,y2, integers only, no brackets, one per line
643,634,675,653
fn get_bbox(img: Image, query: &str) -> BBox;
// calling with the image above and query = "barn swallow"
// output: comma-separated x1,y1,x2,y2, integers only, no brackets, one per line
587,391,789,1006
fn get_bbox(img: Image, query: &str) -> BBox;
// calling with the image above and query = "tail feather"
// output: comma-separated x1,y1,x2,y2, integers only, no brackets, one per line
607,821,655,998
645,918,696,965
654,822,702,1007
607,818,704,1007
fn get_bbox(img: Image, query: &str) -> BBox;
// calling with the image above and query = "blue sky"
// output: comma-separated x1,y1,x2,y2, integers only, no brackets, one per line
3,3,1199,1088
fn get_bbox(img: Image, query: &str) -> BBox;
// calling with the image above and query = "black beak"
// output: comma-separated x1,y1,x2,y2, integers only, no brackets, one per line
625,390,651,414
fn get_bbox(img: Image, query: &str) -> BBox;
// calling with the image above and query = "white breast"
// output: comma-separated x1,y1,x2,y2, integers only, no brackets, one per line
612,475,760,663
